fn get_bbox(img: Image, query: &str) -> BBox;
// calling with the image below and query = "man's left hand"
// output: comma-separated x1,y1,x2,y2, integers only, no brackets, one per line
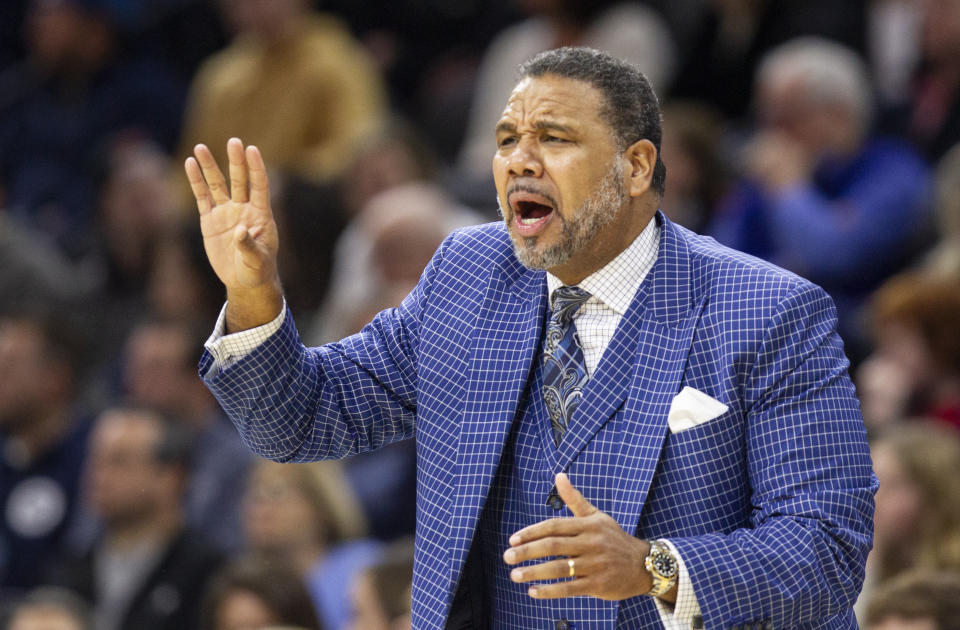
504,473,671,602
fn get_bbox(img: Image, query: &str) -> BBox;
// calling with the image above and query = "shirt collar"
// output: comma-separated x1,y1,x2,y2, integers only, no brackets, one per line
547,216,660,315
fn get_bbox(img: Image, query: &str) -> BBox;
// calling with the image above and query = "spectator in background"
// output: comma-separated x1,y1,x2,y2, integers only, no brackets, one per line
178,0,386,187
146,221,228,326
0,311,91,595
658,101,729,233
863,569,960,630
81,136,182,372
347,540,414,630
242,460,380,630
310,182,481,346
0,0,184,258
455,0,676,198
858,423,960,619
900,0,960,162
0,211,96,313
709,37,932,361
201,556,322,630
857,273,960,431
122,318,253,552
275,117,443,319
670,0,868,121
50,406,223,630
4,587,93,630
919,141,960,278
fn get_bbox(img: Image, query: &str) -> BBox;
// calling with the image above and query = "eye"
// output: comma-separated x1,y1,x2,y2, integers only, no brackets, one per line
497,135,518,148
543,135,569,144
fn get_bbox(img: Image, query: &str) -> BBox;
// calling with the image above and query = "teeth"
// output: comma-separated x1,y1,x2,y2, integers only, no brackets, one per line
520,216,542,225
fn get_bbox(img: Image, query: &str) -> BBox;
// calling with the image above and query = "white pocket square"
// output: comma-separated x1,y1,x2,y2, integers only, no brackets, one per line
667,386,729,433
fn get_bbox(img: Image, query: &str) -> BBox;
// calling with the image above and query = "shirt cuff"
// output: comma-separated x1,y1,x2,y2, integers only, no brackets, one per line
653,539,702,630
204,300,287,374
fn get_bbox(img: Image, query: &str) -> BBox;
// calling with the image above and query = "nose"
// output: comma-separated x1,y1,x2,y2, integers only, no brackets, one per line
505,137,543,178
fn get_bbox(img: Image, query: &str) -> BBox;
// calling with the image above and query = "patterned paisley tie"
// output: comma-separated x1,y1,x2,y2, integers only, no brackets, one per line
542,286,592,445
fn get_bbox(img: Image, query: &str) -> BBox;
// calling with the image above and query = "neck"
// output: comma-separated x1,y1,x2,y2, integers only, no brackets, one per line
6,405,70,465
106,509,181,550
549,200,657,286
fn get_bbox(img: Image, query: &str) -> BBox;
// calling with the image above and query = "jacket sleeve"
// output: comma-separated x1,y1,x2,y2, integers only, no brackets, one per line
198,232,452,463
670,282,877,629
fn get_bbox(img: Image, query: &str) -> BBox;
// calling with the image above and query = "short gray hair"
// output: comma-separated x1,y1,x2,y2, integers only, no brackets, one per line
757,37,874,128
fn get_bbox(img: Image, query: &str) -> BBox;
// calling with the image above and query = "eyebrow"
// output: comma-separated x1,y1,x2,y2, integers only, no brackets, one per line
495,120,578,136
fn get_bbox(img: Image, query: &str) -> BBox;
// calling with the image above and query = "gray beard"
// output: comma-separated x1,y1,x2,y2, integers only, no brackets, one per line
500,159,627,270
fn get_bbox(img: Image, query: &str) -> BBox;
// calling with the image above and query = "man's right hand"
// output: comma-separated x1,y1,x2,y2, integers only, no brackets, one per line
185,138,283,332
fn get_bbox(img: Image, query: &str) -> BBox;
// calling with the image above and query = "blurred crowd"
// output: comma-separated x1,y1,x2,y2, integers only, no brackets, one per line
1,0,960,629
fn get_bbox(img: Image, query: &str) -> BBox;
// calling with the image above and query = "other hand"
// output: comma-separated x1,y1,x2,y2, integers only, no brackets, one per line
504,473,670,602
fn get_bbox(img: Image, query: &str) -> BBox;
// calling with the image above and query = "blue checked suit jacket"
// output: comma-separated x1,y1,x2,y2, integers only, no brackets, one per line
201,212,876,630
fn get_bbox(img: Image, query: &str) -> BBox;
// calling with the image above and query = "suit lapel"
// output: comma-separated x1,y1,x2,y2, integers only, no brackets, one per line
446,256,547,593
553,216,707,529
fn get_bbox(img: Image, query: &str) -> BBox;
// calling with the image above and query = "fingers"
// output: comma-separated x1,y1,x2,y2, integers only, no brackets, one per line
184,157,212,215
555,473,597,518
510,557,582,584
227,137,249,204
246,145,270,210
508,557,599,600
509,517,582,547
504,533,588,565
233,224,268,273
193,143,230,205
526,577,596,599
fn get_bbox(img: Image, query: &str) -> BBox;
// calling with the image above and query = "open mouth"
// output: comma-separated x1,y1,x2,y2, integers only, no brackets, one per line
516,200,554,224
509,191,556,232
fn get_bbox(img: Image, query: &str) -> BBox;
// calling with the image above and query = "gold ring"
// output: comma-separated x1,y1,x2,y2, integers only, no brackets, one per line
568,558,576,578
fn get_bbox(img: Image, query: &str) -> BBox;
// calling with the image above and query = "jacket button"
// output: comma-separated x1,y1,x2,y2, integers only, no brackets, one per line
555,619,571,630
547,490,564,511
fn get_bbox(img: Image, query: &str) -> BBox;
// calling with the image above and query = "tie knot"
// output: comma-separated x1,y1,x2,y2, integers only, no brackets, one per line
550,286,591,325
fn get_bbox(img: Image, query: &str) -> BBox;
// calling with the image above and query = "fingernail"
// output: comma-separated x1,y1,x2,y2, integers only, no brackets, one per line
510,569,522,581
509,534,521,546
504,550,516,563
528,586,538,597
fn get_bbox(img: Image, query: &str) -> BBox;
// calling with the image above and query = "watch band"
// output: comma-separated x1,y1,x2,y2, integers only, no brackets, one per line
644,539,679,597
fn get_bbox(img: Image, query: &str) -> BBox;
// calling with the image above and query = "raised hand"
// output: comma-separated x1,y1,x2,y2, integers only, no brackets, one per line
503,473,673,602
185,138,282,331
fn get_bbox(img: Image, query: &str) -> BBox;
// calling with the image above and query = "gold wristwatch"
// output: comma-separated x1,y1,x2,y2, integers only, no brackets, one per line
644,539,679,597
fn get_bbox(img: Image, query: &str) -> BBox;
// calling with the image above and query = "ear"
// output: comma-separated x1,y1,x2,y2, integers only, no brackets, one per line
623,139,657,198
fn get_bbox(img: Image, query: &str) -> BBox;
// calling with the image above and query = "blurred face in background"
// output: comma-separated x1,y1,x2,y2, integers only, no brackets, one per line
220,0,306,41
919,0,960,64
868,615,938,630
24,0,83,68
242,464,324,553
0,320,48,428
7,606,85,630
214,589,279,630
872,442,923,550
85,410,167,527
123,324,192,415
348,570,391,630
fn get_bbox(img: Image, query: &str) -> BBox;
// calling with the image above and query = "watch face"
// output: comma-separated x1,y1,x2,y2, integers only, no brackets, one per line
653,553,678,578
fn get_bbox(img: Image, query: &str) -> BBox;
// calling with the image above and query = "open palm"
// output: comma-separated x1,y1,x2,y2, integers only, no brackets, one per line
185,138,279,291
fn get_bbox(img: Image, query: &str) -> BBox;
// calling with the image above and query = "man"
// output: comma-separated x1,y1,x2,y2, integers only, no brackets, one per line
50,407,223,630
708,37,931,361
186,47,876,629
178,0,386,186
123,318,252,551
0,311,91,594
5,587,93,630
863,570,960,630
